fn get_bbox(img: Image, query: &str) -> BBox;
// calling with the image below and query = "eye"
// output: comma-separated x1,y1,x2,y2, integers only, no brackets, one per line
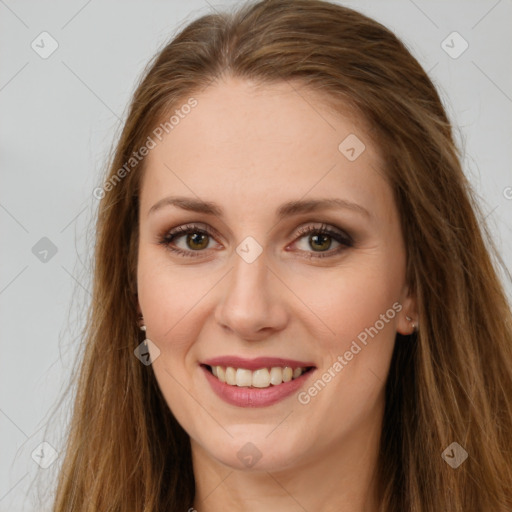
158,222,353,259
158,223,219,258
289,223,353,259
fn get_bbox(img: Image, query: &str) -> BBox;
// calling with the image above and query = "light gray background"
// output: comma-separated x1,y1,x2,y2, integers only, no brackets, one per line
1,1,511,510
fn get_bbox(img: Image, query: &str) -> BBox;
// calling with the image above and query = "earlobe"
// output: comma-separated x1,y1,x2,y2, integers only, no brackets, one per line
397,312,418,336
405,315,419,333
396,290,418,336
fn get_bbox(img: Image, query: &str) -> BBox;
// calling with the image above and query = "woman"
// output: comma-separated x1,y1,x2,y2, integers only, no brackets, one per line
51,0,512,510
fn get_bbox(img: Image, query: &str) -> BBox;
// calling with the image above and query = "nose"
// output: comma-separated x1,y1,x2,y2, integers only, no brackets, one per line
214,248,289,341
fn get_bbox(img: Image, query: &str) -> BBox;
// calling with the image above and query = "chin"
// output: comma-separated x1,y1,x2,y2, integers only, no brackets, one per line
198,428,309,472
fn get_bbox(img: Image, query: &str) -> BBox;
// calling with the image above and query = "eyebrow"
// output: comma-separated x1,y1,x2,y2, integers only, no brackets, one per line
148,195,371,219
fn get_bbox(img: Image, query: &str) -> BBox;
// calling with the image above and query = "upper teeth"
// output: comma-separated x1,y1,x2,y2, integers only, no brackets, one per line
211,366,306,388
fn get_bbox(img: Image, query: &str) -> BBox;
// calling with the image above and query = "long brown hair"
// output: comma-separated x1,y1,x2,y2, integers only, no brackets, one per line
49,1,512,510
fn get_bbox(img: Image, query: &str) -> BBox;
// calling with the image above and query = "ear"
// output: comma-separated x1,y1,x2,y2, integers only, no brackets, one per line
396,285,418,336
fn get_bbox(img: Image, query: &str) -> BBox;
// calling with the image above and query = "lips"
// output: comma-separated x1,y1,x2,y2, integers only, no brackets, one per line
200,356,317,407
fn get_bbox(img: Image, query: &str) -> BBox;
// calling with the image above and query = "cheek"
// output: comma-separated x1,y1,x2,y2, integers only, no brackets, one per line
136,249,207,354
289,265,401,446
136,250,210,429
289,255,404,416
294,261,403,348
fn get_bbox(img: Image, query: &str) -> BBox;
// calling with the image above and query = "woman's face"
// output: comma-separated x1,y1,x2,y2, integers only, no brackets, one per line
137,77,415,472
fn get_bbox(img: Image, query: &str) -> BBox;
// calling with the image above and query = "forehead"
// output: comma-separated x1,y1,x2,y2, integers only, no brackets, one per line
140,77,392,221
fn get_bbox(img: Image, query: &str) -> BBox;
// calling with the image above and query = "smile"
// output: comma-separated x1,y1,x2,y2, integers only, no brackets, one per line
200,357,317,407
205,365,314,388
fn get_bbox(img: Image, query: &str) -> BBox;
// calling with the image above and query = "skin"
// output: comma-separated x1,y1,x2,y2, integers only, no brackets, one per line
136,76,417,512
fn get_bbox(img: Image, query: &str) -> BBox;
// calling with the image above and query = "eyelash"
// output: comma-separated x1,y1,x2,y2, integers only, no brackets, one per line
158,223,354,259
